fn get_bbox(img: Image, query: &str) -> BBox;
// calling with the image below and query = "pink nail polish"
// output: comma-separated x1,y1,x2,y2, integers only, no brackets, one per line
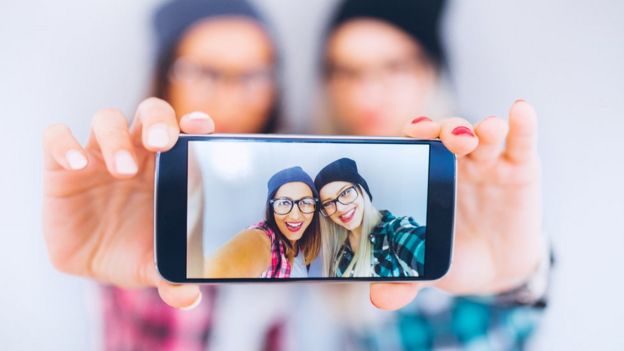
451,126,474,137
411,116,432,124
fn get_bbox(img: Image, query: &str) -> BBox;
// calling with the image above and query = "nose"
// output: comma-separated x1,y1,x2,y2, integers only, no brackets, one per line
288,205,303,219
349,82,384,117
336,201,350,213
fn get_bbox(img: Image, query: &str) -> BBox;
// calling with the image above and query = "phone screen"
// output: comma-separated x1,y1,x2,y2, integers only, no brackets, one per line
185,137,432,280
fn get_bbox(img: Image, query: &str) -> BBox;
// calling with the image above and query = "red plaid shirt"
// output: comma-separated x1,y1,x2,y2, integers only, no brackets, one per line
101,285,216,351
101,222,289,350
102,285,285,351
253,221,291,278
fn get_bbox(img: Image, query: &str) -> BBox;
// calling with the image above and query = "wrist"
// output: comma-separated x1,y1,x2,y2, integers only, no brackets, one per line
493,238,554,307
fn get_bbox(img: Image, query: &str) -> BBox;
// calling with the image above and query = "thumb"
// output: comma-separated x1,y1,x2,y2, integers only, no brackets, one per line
179,111,215,135
157,280,202,310
140,254,202,310
370,282,425,310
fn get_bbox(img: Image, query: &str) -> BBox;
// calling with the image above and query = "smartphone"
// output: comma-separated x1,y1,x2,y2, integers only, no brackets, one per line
155,134,455,283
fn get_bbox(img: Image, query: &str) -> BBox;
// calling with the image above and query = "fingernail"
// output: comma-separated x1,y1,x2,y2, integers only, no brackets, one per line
411,116,432,124
515,99,526,104
185,111,211,120
451,126,474,137
114,150,138,175
180,293,202,311
65,150,87,170
147,123,169,148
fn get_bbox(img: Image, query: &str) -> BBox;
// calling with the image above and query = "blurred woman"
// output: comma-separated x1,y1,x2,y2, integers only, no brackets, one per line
43,0,286,349
318,0,550,349
204,166,321,278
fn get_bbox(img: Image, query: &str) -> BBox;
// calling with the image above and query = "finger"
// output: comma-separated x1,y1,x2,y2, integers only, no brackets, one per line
179,111,216,135
439,117,479,157
402,116,441,139
504,100,538,163
89,108,138,178
469,116,509,162
370,282,423,310
157,280,202,310
131,97,180,152
43,124,88,171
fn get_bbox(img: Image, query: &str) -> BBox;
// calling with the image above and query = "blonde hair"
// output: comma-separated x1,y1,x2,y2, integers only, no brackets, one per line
321,185,382,277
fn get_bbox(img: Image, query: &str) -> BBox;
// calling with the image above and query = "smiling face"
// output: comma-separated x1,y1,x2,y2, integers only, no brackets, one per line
319,181,364,231
272,182,316,242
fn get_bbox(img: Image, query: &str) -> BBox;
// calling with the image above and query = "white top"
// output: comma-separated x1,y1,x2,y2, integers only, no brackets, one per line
290,252,308,278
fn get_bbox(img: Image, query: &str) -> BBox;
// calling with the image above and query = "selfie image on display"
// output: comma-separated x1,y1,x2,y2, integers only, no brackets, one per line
186,139,429,280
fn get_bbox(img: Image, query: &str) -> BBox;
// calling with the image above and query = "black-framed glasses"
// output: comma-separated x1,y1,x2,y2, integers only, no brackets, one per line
168,57,275,97
320,186,359,217
270,197,317,215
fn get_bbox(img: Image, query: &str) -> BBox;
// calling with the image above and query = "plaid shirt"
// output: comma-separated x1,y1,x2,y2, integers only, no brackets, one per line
101,286,217,351
253,221,292,278
349,289,546,351
336,210,426,277
101,286,544,351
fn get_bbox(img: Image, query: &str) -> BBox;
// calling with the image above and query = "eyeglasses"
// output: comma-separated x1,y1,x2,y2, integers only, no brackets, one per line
320,186,359,217
270,197,317,215
326,53,427,90
169,57,274,97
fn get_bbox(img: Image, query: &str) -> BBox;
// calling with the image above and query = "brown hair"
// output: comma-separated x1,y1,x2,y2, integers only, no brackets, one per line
264,201,321,266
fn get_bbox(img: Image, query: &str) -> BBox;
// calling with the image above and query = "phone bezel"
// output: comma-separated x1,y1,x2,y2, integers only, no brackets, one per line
155,134,455,283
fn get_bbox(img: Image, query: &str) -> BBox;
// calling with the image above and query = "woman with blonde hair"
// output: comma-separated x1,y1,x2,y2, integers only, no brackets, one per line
314,157,425,278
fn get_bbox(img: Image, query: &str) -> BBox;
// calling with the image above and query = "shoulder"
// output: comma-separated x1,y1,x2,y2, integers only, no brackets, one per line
233,226,272,250
377,210,424,235
373,210,426,240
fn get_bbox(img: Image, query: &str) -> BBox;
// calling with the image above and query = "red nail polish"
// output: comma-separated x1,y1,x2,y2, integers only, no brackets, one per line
411,116,432,124
451,126,474,137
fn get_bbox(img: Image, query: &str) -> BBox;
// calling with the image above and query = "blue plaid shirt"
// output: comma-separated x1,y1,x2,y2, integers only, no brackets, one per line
335,210,426,277
349,289,546,351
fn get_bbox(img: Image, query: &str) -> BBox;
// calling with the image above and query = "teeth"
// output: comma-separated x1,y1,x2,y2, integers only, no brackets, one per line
286,222,302,229
341,208,355,220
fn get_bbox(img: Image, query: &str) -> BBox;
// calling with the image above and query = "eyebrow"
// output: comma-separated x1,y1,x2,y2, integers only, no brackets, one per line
273,195,314,201
321,184,353,203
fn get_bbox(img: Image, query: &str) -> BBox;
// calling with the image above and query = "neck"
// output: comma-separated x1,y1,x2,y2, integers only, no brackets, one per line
289,240,298,258
348,226,362,252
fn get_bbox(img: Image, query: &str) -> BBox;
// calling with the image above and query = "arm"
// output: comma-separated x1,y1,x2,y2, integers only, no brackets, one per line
204,229,272,278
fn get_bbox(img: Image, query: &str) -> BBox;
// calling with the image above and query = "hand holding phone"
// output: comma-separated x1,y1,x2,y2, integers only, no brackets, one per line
370,101,545,310
42,98,210,309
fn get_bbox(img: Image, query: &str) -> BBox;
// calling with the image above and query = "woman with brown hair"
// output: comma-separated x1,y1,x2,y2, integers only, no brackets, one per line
204,166,321,279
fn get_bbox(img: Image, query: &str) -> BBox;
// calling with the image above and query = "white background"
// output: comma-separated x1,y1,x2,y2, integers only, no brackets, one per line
1,0,623,350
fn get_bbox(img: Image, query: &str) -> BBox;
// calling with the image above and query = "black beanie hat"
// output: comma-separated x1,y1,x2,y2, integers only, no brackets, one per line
325,0,447,67
267,166,318,202
153,0,266,61
314,158,373,201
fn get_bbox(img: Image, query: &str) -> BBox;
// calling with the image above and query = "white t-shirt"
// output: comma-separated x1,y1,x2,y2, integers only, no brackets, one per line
290,252,308,278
